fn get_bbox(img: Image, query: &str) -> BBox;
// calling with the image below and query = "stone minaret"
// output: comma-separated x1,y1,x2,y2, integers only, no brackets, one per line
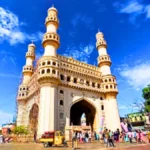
22,43,36,84
96,31,111,75
96,31,121,131
17,43,36,125
37,6,60,136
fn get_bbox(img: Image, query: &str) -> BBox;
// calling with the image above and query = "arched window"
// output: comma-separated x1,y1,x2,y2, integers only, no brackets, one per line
52,70,56,74
60,100,64,106
60,90,64,94
42,70,45,74
101,105,104,110
109,79,111,82
110,85,113,89
105,79,107,82
86,81,89,86
47,69,50,73
60,74,64,80
100,97,103,100
60,113,64,119
22,93,24,96
74,78,77,83
42,62,45,66
53,62,56,66
97,84,100,88
92,82,95,87
47,61,51,65
106,86,108,89
67,76,70,82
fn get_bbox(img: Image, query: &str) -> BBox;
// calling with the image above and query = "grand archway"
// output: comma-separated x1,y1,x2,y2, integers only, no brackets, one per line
70,99,96,130
29,104,39,132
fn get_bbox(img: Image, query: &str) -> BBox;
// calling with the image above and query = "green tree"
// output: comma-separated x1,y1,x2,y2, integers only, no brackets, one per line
142,85,150,112
13,126,29,135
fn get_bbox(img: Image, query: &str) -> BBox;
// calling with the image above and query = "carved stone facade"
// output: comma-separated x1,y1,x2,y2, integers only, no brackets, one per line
17,6,121,138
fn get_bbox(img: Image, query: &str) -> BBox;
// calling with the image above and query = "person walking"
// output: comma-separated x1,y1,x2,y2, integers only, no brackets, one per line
34,131,37,143
137,130,141,144
82,132,85,143
128,131,133,143
89,132,92,143
125,132,129,142
72,131,77,149
105,129,110,148
116,129,120,143
133,130,137,143
141,130,146,144
85,132,89,143
79,132,83,143
109,130,115,147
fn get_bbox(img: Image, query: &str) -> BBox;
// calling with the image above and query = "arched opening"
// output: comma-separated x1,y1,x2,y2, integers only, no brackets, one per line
60,74,64,80
60,90,64,94
74,78,77,83
60,100,64,106
52,69,56,74
29,104,39,132
81,113,86,126
70,99,96,130
47,69,50,73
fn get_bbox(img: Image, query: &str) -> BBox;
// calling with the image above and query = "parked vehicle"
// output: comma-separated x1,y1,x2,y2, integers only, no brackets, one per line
39,131,68,147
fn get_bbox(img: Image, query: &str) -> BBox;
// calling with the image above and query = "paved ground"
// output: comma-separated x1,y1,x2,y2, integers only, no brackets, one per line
0,142,150,150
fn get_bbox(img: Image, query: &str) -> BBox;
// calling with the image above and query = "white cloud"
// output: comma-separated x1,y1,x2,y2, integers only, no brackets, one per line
117,61,150,90
114,0,150,23
0,7,42,45
0,110,13,127
63,44,94,63
120,1,144,14
145,5,150,18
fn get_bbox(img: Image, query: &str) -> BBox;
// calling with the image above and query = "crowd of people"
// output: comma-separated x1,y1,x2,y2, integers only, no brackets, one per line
72,128,150,148
102,128,150,147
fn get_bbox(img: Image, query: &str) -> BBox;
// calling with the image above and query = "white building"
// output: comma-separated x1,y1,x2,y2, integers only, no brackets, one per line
17,6,121,138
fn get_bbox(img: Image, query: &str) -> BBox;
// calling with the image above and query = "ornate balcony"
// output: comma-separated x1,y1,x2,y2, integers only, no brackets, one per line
42,32,60,48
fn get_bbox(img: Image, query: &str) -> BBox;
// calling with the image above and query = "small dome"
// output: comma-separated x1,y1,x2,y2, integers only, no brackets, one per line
96,30,104,39
48,5,58,12
28,43,36,48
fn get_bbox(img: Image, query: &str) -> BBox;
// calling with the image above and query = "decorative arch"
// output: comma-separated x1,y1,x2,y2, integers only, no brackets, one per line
29,104,39,132
69,97,98,112
69,98,98,131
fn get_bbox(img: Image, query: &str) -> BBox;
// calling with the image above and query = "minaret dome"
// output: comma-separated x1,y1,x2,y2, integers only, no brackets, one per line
48,5,58,14
96,30,107,49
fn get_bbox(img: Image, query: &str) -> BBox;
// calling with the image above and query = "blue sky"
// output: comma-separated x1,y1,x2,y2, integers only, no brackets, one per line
0,0,150,126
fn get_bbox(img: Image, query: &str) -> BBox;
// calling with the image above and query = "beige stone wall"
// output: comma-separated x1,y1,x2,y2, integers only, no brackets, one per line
57,86,104,132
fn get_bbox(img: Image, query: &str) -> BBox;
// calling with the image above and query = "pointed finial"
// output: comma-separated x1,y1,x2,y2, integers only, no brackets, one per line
98,28,100,32
52,4,54,7
32,40,34,44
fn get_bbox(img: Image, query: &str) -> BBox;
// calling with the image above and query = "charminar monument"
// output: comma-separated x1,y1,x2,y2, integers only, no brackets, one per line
17,6,121,138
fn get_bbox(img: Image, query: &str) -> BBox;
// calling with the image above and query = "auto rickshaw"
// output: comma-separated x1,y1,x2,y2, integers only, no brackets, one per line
39,130,68,147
